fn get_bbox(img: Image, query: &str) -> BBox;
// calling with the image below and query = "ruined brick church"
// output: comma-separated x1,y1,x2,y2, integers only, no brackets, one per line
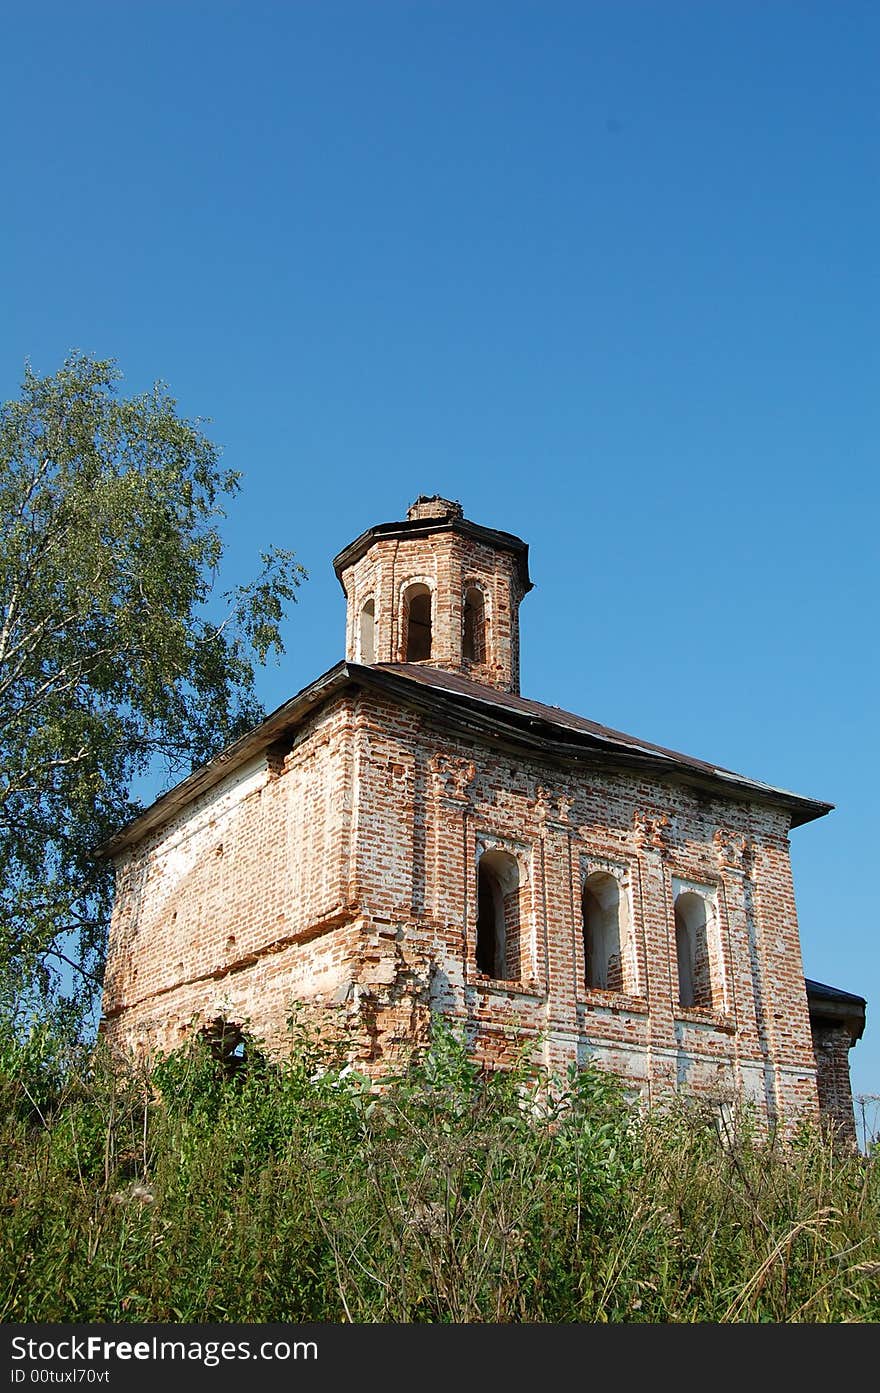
101,496,865,1139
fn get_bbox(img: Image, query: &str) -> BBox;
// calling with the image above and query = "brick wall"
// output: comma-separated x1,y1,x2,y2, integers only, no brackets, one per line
102,696,363,1059
811,1022,858,1144
102,683,822,1132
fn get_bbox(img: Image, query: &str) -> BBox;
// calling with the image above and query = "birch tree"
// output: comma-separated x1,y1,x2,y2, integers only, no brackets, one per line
0,353,304,1032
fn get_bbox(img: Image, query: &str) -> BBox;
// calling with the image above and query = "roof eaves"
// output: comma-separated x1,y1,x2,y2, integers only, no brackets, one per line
332,517,532,592
98,657,834,860
805,978,867,1008
805,979,867,1043
360,664,833,828
95,661,354,859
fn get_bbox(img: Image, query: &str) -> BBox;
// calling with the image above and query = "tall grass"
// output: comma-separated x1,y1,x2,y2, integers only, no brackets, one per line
1,1020,877,1322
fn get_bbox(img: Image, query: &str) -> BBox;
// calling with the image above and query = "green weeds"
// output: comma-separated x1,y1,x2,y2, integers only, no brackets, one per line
1,1020,877,1322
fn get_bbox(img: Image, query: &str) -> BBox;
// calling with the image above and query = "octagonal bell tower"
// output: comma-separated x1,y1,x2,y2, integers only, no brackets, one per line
333,496,532,695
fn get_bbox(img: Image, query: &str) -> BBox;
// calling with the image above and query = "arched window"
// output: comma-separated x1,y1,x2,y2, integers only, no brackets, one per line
359,598,376,664
463,585,486,664
674,891,712,1009
476,850,521,980
583,872,624,991
403,584,432,662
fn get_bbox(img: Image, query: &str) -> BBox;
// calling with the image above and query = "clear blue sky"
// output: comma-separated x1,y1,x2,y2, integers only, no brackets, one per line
2,3,877,1107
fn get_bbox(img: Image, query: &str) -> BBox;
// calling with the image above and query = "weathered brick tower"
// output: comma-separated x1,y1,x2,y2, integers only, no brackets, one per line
335,494,530,692
101,496,865,1139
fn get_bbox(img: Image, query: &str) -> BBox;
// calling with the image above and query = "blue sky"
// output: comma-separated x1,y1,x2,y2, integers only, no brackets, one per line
2,2,877,1107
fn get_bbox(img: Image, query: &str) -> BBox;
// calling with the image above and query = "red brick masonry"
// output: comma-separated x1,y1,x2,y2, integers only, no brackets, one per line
100,498,864,1141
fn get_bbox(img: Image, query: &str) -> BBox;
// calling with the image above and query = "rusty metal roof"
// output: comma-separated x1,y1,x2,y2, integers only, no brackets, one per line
380,664,727,771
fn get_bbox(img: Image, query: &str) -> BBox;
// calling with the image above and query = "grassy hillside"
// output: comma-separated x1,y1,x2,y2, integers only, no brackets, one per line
2,1020,878,1323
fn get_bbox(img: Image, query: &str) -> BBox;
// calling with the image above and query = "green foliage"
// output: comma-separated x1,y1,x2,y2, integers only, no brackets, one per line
0,1018,82,1125
0,352,306,1029
1,1018,877,1323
